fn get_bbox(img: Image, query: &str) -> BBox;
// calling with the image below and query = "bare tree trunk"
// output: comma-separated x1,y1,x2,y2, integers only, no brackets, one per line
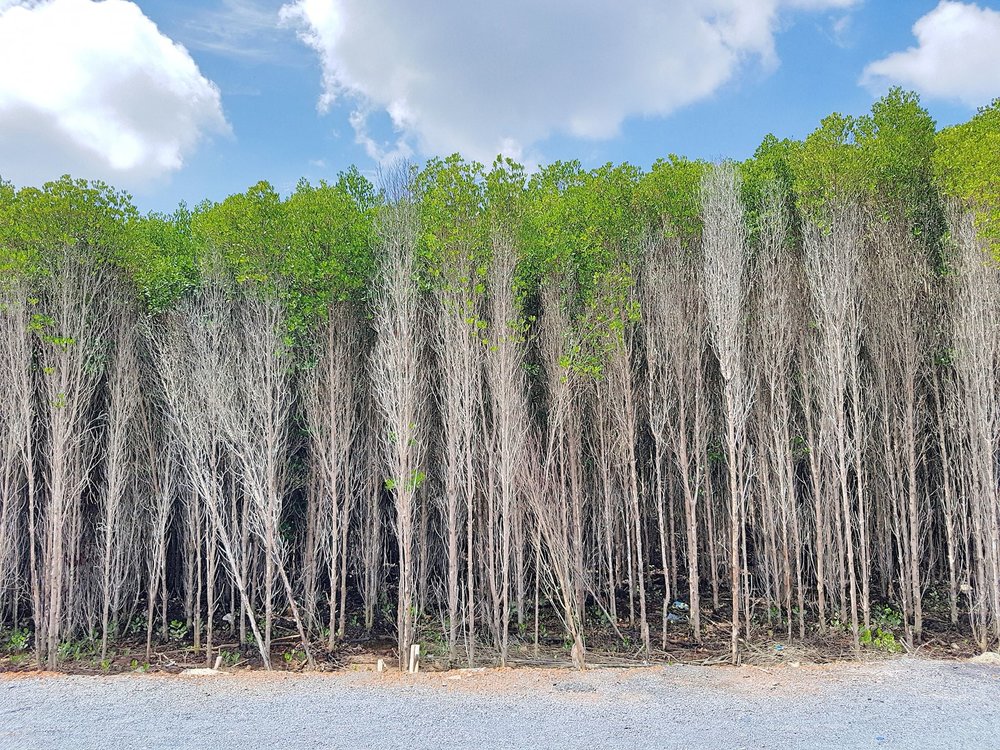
702,163,753,664
304,304,361,647
100,302,141,659
643,238,706,642
484,228,529,665
155,273,271,668
36,247,113,667
229,291,314,666
370,172,429,669
948,206,1000,649
750,181,804,640
804,206,863,650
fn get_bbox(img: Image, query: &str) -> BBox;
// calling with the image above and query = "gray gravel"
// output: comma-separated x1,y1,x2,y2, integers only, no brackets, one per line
1,658,998,749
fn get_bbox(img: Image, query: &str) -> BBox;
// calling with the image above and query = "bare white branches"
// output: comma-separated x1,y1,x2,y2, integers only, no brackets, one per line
702,162,752,663
370,172,430,669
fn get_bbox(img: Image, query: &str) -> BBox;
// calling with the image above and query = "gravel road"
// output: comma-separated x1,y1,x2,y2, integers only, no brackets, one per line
1,657,997,749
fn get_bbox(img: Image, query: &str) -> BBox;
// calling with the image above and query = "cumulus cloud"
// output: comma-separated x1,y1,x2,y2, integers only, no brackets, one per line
280,0,858,164
0,0,229,187
862,1,1000,107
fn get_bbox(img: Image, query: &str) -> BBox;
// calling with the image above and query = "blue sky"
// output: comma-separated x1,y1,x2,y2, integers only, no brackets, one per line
1,0,998,214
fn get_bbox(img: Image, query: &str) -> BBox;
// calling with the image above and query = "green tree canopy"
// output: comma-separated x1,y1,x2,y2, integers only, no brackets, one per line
934,98,1000,254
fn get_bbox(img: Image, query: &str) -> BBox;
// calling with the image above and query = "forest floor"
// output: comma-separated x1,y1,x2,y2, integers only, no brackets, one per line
1,657,999,749
0,597,984,675
0,609,979,675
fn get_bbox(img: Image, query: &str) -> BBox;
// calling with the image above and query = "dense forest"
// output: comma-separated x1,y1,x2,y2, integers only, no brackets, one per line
1,89,999,671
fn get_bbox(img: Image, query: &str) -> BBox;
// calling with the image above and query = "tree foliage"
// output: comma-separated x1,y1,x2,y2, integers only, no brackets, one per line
934,98,1000,252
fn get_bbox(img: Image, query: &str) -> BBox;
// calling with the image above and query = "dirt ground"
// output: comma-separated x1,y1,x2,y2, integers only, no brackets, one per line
0,605,979,676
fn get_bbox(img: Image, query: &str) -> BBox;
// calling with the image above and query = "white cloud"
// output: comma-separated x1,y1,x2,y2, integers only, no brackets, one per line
784,0,858,8
180,0,286,63
0,0,229,187
831,14,852,45
280,0,857,165
862,1,1000,107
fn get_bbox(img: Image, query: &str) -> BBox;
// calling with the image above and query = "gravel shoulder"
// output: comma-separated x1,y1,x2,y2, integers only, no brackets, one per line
1,657,998,749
